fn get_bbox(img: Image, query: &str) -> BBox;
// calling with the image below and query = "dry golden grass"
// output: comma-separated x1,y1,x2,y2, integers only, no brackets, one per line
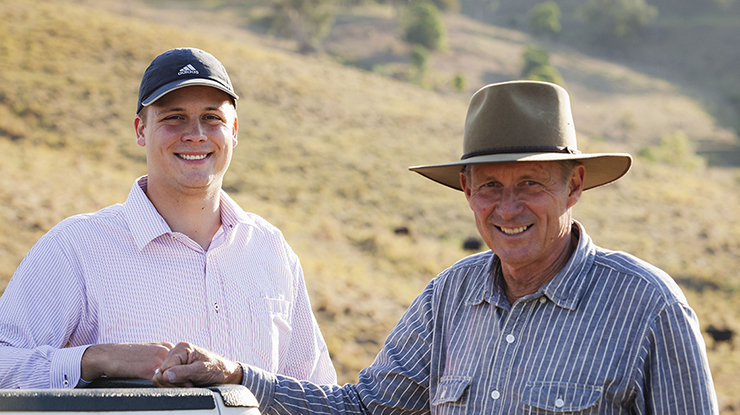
1,0,740,410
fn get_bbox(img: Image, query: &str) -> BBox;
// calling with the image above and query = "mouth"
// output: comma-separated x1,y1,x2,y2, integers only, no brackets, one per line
176,153,210,161
496,225,532,235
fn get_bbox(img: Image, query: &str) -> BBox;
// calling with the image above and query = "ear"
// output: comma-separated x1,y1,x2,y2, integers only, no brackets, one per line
231,114,239,148
134,115,146,147
460,169,472,200
566,164,586,209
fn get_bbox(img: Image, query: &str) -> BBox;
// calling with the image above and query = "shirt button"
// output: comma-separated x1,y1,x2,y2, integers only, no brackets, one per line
63,380,69,387
214,303,219,311
539,297,547,304
491,390,500,400
505,334,515,344
555,398,565,408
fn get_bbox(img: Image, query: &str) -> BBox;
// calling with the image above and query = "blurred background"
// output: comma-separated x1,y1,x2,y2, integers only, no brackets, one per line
1,0,739,410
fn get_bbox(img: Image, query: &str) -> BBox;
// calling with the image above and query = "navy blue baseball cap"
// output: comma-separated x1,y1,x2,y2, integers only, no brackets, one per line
137,47,239,114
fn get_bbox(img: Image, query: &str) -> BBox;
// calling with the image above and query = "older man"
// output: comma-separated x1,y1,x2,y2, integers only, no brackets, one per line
153,81,717,414
0,48,336,389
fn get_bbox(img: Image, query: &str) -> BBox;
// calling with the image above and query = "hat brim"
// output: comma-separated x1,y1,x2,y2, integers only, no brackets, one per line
141,79,239,109
409,152,633,191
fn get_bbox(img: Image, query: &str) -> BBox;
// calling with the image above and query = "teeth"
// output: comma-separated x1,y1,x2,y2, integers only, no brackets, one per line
500,226,529,235
179,154,207,160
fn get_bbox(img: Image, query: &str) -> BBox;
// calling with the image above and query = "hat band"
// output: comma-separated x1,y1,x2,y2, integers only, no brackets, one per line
461,146,580,160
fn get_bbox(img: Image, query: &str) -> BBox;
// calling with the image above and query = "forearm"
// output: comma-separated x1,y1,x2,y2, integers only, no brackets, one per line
241,364,369,415
80,343,173,382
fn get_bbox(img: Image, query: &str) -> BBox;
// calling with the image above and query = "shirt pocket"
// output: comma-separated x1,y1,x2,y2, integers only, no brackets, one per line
522,382,602,413
431,375,472,411
249,298,292,370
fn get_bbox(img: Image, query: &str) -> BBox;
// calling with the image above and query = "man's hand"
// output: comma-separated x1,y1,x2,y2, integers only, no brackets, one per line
81,342,174,382
151,342,243,388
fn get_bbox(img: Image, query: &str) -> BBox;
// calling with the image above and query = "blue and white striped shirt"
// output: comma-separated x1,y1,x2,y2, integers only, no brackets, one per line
243,222,718,414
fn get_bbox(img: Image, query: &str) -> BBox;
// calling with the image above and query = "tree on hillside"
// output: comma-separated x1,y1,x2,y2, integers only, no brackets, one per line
271,0,335,54
575,0,658,47
520,45,565,86
529,1,561,37
409,44,430,85
401,1,447,50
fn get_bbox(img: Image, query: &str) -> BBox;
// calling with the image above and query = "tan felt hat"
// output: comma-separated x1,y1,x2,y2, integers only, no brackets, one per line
409,80,632,191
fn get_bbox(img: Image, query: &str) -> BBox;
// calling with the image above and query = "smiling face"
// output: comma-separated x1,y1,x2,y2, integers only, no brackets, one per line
461,161,585,278
134,85,238,198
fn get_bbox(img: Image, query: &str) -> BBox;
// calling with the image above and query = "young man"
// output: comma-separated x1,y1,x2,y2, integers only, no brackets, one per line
0,48,336,389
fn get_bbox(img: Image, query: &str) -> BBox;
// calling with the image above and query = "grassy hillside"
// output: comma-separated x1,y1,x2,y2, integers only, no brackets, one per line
1,0,740,410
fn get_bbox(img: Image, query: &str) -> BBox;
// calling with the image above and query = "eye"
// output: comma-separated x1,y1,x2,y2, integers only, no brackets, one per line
204,114,224,122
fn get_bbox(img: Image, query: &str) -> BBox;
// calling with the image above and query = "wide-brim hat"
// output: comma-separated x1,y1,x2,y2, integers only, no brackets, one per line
409,80,632,191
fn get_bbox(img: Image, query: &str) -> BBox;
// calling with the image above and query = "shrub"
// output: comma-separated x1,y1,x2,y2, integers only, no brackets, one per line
638,132,705,171
410,44,430,73
520,45,565,86
271,0,336,53
528,1,562,36
575,0,658,46
453,72,465,91
401,1,446,50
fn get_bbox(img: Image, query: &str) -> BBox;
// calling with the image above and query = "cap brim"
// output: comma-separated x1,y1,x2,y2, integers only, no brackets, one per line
141,79,239,108
409,153,633,191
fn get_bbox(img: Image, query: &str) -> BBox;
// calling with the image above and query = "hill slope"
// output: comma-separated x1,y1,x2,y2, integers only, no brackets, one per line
1,0,739,409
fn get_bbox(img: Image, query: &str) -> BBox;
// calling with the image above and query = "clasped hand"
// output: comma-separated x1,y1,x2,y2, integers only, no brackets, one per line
151,342,243,388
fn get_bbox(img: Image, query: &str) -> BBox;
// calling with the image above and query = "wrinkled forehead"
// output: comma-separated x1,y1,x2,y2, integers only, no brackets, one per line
467,160,563,178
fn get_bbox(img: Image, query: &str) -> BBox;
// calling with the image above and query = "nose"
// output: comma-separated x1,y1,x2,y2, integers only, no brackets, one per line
182,120,207,142
495,187,523,219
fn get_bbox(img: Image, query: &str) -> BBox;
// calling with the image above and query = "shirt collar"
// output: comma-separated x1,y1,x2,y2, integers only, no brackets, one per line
540,221,596,311
464,221,596,311
463,253,503,306
123,176,257,251
123,176,171,251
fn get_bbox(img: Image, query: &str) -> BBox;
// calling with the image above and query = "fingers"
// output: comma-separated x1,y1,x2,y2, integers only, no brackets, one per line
151,343,242,388
152,342,197,387
158,342,193,373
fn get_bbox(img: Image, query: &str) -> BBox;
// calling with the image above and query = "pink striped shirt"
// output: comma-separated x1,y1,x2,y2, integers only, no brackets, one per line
0,176,336,389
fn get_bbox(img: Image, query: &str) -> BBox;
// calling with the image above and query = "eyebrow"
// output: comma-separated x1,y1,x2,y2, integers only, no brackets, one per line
155,105,227,116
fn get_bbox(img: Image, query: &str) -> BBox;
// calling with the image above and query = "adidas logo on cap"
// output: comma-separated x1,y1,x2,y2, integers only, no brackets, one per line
177,64,199,76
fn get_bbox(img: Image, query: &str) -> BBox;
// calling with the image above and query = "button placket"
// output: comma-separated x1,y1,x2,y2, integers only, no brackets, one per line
488,300,537,412
205,251,230,356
